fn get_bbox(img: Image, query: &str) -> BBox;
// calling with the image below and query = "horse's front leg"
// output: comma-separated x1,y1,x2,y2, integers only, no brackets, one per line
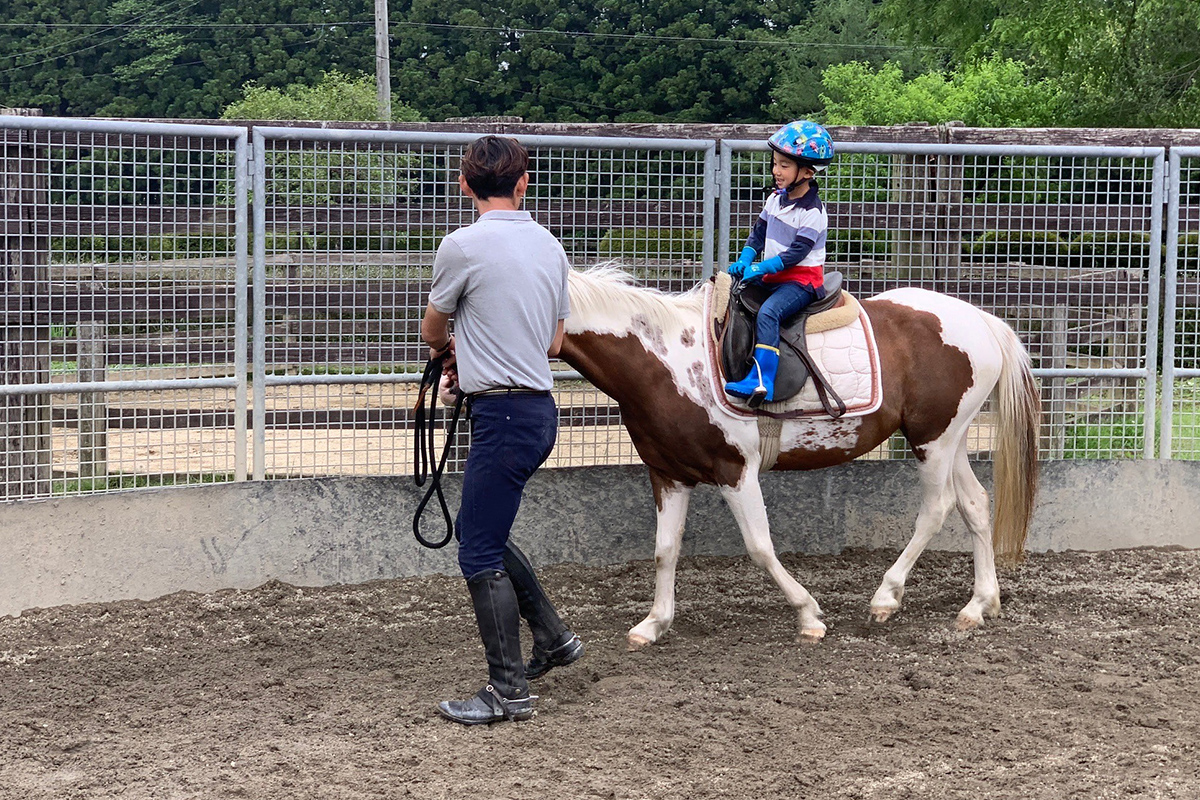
627,473,692,649
721,471,826,642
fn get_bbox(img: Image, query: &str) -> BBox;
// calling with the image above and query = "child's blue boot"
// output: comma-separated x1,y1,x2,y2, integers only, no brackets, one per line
724,344,780,408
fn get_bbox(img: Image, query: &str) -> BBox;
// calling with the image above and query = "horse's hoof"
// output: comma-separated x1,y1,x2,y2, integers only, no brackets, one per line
626,633,653,651
797,627,826,643
869,606,896,624
954,613,982,632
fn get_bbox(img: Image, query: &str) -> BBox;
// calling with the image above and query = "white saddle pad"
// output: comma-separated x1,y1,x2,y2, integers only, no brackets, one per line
706,276,884,419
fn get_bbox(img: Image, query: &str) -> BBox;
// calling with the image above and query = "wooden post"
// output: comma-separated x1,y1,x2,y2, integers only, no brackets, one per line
374,0,392,121
1,110,52,498
1045,305,1069,459
77,321,108,481
890,152,940,284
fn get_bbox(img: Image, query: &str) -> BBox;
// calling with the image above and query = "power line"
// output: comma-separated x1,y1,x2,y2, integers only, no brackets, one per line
0,21,373,29
0,0,201,62
0,18,941,53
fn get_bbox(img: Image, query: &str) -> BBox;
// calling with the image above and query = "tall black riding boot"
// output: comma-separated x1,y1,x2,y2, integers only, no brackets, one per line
504,542,584,681
437,570,535,725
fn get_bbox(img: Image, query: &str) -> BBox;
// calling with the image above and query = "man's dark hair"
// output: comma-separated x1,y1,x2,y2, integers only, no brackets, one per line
460,136,529,200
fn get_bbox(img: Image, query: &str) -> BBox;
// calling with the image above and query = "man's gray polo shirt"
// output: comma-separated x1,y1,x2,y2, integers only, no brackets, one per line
428,210,571,395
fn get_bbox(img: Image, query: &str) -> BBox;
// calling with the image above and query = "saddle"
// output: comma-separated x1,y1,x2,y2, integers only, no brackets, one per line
718,271,849,418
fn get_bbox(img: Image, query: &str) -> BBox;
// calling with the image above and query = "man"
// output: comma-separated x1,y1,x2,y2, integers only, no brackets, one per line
421,135,584,725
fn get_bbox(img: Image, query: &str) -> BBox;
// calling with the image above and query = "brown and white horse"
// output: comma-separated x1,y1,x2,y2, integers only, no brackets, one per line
559,267,1040,645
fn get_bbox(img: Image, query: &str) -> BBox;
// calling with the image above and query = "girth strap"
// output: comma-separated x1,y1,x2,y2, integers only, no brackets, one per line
757,416,782,472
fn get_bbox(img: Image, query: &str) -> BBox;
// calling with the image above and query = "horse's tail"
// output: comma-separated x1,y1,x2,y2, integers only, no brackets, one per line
982,312,1041,564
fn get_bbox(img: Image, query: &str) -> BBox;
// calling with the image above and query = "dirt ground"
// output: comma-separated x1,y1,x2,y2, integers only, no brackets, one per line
1,546,1198,800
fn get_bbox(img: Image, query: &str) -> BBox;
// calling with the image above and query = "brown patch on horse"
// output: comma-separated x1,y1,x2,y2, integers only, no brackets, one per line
559,332,746,488
866,298,974,457
771,298,974,470
680,327,696,347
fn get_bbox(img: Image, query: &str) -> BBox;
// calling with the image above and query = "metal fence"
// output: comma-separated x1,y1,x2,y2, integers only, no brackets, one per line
1163,147,1200,459
249,127,716,481
2,117,249,500
1,115,1193,501
722,140,1165,461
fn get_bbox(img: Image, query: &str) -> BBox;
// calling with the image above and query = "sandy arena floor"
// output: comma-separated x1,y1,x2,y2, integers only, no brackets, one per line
0,546,1197,799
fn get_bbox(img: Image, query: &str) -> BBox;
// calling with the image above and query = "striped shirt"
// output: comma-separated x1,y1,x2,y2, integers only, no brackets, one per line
745,182,827,290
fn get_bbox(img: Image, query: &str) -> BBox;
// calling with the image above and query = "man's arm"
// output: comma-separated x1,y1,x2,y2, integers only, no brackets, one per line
548,318,565,358
421,302,454,355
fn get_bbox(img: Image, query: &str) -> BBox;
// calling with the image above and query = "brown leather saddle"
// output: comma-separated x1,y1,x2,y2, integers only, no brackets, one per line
718,271,848,418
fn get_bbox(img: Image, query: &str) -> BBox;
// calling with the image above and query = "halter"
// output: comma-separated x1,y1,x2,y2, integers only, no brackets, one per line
412,353,467,549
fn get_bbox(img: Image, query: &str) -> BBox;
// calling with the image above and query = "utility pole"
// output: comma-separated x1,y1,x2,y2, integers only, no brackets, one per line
374,0,392,121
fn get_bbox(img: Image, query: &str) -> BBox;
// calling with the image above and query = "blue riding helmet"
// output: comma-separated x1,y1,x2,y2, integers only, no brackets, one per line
768,120,835,172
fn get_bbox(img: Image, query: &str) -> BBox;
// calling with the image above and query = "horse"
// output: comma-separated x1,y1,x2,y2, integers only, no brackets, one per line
557,267,1040,646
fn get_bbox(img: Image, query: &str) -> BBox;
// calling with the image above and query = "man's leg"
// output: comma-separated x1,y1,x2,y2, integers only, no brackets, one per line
504,541,584,680
439,394,577,722
439,398,532,724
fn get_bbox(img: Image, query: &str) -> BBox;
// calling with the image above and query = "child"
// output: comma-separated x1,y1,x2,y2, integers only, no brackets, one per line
724,120,835,407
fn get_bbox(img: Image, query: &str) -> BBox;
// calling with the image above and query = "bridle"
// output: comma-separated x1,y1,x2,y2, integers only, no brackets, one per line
412,354,467,549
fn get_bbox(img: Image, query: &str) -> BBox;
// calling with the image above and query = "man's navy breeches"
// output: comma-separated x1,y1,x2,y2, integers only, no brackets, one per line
455,393,557,578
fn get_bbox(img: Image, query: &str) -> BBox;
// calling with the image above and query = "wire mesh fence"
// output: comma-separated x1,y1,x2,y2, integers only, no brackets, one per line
721,141,1164,461
1,117,1188,501
1163,148,1200,459
2,118,248,500
250,129,715,480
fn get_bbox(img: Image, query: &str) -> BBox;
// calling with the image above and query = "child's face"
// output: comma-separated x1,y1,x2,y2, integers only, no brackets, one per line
771,153,815,191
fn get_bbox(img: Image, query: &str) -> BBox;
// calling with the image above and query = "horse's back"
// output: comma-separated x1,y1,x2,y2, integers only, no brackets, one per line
865,288,1005,369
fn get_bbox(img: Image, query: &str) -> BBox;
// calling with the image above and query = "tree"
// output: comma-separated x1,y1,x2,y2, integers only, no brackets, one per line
875,0,1200,126
390,0,809,122
221,70,422,122
770,0,922,120
819,57,1064,127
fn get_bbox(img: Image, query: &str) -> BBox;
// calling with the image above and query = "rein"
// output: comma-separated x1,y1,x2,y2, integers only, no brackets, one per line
412,355,466,549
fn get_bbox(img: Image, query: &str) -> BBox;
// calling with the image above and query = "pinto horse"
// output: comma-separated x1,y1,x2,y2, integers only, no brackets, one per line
558,267,1040,646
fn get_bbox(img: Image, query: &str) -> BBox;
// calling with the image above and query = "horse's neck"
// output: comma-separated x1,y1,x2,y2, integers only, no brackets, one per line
560,289,706,407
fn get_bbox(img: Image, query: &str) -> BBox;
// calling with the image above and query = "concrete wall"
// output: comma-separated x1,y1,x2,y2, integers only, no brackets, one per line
2,460,1198,617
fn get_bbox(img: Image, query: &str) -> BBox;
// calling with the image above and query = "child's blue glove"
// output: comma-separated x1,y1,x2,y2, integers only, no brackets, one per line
743,255,785,282
727,247,757,277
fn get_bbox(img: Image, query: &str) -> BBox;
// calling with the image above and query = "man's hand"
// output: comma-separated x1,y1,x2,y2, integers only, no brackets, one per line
438,371,461,405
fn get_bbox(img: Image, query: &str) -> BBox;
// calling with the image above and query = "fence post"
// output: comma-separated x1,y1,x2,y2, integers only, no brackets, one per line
1,109,52,498
77,320,108,481
890,152,940,284
1045,305,1069,458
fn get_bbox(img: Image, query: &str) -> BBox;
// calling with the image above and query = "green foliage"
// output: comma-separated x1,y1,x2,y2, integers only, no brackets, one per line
875,0,1200,127
770,0,922,120
2,0,805,122
964,231,1151,270
221,71,422,122
595,229,704,260
390,0,808,122
1064,411,1145,459
1,0,377,118
820,58,1065,126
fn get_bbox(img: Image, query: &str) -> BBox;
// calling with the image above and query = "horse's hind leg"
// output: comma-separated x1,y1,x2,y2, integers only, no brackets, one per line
869,442,957,623
720,474,826,642
952,442,1002,630
627,474,692,649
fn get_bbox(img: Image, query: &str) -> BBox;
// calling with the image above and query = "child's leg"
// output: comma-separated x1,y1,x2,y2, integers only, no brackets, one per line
755,282,818,348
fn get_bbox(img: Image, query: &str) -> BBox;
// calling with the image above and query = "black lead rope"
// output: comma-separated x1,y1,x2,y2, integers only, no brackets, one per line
412,355,466,549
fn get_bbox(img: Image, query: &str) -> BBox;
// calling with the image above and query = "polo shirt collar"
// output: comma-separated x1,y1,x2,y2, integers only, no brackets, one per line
477,209,532,221
778,179,821,209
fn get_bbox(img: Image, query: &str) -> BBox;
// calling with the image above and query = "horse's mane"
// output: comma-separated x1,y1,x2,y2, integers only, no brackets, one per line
567,265,705,332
